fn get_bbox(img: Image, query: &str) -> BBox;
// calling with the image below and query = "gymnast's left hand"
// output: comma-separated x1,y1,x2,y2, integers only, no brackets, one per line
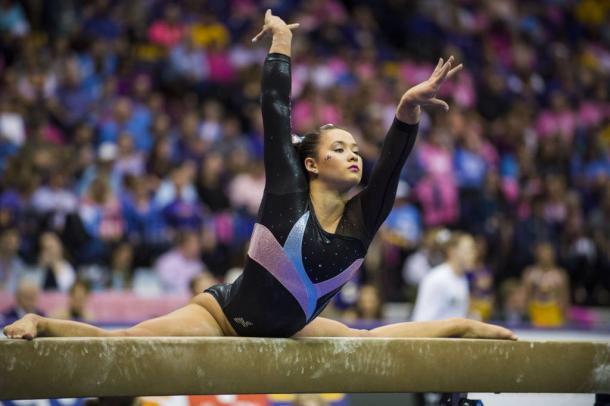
461,319,518,340
3,313,39,340
396,55,463,123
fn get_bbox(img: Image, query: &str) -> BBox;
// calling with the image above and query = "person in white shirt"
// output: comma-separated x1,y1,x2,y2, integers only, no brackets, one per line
412,231,475,321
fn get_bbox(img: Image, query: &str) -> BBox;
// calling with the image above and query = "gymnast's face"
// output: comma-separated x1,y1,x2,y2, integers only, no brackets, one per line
305,128,362,190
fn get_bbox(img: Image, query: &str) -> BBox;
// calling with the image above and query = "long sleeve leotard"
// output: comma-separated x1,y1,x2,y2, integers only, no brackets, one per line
205,53,419,337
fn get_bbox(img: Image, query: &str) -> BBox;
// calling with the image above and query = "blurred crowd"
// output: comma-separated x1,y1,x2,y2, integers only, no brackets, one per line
0,0,609,328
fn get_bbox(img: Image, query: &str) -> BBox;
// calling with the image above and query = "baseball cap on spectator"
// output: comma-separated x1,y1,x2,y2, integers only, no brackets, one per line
98,142,118,161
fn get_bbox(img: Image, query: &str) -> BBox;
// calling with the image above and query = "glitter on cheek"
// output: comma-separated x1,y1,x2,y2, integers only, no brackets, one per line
324,154,331,161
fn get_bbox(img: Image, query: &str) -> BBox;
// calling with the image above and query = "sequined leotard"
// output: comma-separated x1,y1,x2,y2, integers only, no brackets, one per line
205,53,418,337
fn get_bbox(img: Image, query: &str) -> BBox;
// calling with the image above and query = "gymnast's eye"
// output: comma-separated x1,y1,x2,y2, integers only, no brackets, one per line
334,148,344,153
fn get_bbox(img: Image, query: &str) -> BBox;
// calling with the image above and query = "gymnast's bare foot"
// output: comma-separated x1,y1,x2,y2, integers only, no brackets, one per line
461,319,518,340
3,313,40,340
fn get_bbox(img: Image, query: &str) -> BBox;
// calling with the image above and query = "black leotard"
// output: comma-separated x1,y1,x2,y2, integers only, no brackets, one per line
205,53,418,337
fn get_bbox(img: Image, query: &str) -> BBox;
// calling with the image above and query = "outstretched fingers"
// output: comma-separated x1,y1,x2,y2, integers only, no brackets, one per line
251,27,269,43
430,55,458,83
437,56,454,81
433,57,444,74
447,63,463,79
251,9,299,42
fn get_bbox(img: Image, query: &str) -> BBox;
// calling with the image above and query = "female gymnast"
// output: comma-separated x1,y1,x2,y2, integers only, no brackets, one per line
4,10,516,341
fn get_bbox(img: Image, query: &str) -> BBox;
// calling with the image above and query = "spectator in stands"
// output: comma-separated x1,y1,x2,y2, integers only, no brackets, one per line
107,242,134,291
38,231,76,292
590,188,610,304
0,168,42,262
402,228,446,289
155,161,199,209
343,284,384,322
0,95,25,147
454,126,494,232
0,227,26,293
114,132,145,180
0,0,30,37
512,195,557,276
154,230,208,295
98,97,152,153
379,181,421,251
78,176,125,264
378,181,422,300
121,175,171,265
160,162,205,231
50,58,95,130
561,192,597,305
522,241,570,328
495,278,529,326
414,127,459,226
146,135,175,188
148,3,185,49
1,279,44,325
227,159,265,218
168,34,209,85
77,142,123,197
31,167,77,233
196,152,231,213
51,279,94,321
468,237,495,322
411,232,476,321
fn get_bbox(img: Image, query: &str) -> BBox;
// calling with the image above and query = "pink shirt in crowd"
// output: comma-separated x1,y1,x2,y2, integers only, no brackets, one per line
207,50,235,83
536,109,576,144
292,99,341,134
148,21,184,48
415,142,459,226
154,249,204,295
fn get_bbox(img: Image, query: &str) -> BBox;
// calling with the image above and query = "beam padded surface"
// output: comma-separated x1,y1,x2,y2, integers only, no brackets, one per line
1,337,609,399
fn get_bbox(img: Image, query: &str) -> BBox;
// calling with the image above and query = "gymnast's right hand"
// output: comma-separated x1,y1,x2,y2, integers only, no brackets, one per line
3,313,40,340
251,9,299,42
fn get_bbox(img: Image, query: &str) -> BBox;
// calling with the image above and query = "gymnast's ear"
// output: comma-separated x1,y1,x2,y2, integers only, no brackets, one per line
304,156,318,176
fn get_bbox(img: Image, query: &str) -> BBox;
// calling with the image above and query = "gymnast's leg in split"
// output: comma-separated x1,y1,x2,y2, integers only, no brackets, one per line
293,316,515,340
3,293,236,339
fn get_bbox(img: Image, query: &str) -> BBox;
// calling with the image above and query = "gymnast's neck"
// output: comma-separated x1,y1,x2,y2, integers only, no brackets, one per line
308,181,350,233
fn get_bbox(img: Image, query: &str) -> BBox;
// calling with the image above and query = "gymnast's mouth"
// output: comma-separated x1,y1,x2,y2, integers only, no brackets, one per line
348,165,360,172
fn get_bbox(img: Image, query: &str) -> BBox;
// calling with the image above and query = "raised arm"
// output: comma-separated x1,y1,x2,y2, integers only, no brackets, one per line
253,10,305,194
359,56,463,236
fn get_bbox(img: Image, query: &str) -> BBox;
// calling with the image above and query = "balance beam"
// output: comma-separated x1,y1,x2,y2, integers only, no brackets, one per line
1,337,608,399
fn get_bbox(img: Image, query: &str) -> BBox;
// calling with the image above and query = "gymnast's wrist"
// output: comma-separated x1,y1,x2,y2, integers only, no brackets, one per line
271,27,293,40
395,103,420,125
270,30,293,56
26,313,44,335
